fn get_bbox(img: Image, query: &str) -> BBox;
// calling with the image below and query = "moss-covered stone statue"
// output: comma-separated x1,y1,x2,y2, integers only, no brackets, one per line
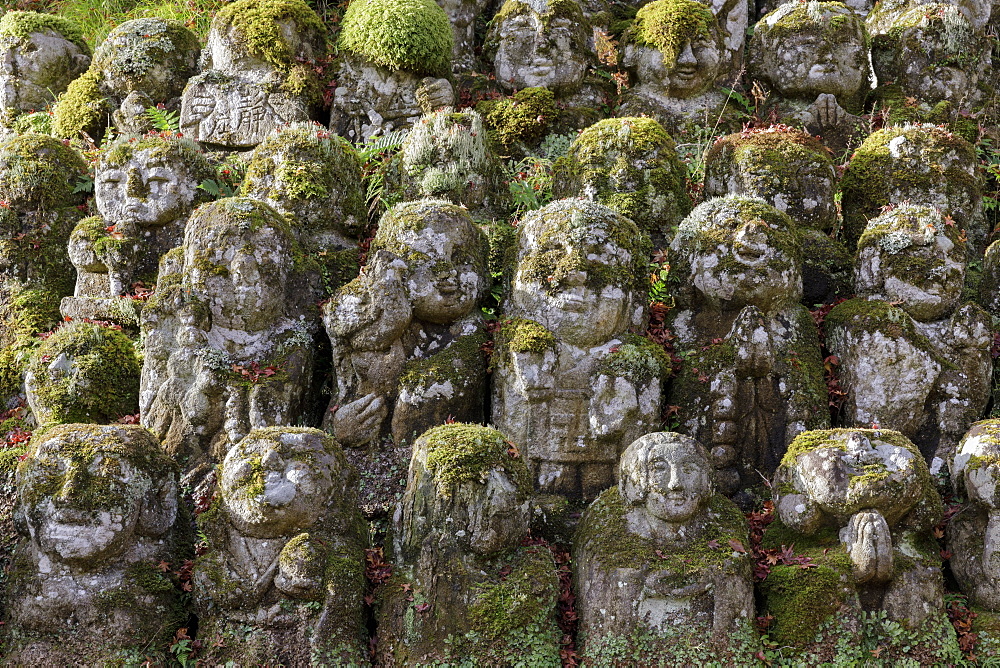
667,195,828,496
492,198,664,502
323,200,488,447
52,17,199,141
826,203,991,463
377,423,562,666
552,116,691,247
702,125,852,305
4,424,186,664
617,0,737,135
574,432,757,663
748,1,871,151
62,134,213,324
140,198,316,476
385,109,511,221
180,0,325,148
194,427,367,664
765,428,958,660
24,320,140,426
0,11,90,127
332,0,455,142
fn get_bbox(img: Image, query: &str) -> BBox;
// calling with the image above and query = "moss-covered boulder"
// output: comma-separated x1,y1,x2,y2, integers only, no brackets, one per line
194,427,367,665
553,117,691,246
339,0,452,77
5,423,185,664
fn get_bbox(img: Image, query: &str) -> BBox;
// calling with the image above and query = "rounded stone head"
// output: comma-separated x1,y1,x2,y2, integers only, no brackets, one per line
0,12,91,115
92,18,199,101
0,133,87,211
671,195,802,312
17,424,178,565
370,200,488,324
205,0,326,76
624,0,724,99
509,198,648,347
952,420,1000,510
620,432,713,533
751,1,870,101
96,135,213,227
855,203,966,322
221,428,345,539
488,0,590,94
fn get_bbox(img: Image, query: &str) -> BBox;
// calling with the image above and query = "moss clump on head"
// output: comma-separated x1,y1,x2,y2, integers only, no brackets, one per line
93,18,199,99
758,1,866,44
0,134,87,210
598,333,672,383
0,11,90,53
25,320,140,425
51,69,109,141
498,317,556,354
214,0,326,71
478,87,558,148
338,0,452,76
0,286,61,403
420,423,531,497
629,0,714,63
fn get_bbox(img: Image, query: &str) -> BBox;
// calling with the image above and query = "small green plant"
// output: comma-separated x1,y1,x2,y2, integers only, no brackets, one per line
351,130,408,220
648,255,672,304
506,156,555,214
144,105,180,133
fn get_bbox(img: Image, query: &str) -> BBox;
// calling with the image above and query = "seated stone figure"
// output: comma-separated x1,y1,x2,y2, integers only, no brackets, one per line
950,420,1000,611
141,198,316,476
62,134,213,323
749,1,871,151
52,17,199,141
193,428,366,664
180,0,326,148
767,429,952,658
324,200,488,447
492,198,664,502
826,203,991,464
870,4,992,120
332,0,455,142
574,432,756,663
667,195,828,496
378,423,561,665
0,11,90,127
618,0,736,135
4,424,183,664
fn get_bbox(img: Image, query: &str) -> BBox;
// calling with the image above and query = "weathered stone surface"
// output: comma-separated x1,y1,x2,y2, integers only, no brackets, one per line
194,427,367,665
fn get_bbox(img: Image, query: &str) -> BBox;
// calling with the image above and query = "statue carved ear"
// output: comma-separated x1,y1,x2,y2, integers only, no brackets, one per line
619,450,649,504
137,475,179,537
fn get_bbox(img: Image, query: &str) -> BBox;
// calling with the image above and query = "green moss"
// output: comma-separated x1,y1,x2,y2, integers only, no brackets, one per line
760,1,866,45
781,427,920,467
0,134,87,210
92,17,198,96
0,11,89,53
824,298,951,366
399,331,487,394
0,286,61,403
51,69,109,141
598,333,671,383
214,0,325,71
338,0,452,76
760,550,853,647
499,318,556,354
25,320,140,425
421,422,531,497
478,87,558,148
627,0,714,63
491,0,585,29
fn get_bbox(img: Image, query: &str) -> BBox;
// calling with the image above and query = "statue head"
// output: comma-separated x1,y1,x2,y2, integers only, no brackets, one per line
620,432,713,538
370,200,488,324
624,0,725,99
509,198,648,347
671,195,802,312
18,424,177,565
751,1,870,102
92,18,199,101
220,428,346,539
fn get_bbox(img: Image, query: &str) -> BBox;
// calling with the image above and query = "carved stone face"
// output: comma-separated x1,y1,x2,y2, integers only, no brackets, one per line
221,431,336,538
674,196,802,312
96,149,196,227
0,29,89,113
620,432,713,530
633,33,723,98
491,2,588,93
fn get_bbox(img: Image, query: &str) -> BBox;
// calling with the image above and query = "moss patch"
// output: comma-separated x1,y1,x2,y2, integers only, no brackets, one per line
214,0,326,71
420,422,531,497
627,0,714,63
338,0,452,76
0,11,89,53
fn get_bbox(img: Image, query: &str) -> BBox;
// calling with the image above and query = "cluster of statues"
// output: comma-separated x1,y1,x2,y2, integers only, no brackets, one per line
0,0,999,662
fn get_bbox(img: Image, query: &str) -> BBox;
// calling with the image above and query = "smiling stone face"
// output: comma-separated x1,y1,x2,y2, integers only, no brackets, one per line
672,195,802,312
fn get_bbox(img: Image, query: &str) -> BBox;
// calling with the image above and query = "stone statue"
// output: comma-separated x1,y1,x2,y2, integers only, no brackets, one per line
826,203,991,464
62,134,213,324
574,432,755,663
180,0,326,148
324,200,488,447
492,198,664,501
0,11,90,126
141,198,315,476
378,423,561,665
5,424,184,664
194,427,367,665
667,195,828,496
